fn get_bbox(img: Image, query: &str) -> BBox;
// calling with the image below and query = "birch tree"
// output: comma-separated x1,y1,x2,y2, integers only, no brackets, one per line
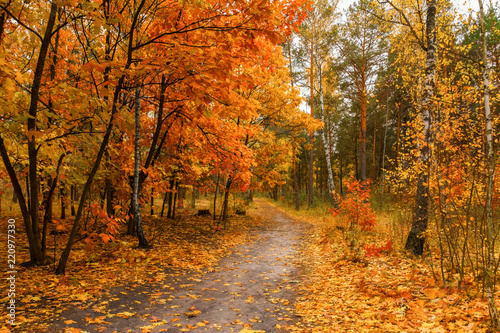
297,0,339,205
403,0,437,255
478,0,499,328
314,0,338,204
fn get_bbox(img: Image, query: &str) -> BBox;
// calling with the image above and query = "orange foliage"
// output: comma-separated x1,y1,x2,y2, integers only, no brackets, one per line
330,177,376,232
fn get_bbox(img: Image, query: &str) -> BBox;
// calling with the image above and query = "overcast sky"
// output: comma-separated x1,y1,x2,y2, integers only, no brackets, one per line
336,0,481,14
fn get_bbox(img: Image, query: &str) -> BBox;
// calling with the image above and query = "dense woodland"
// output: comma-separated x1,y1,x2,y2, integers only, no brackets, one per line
2,0,500,330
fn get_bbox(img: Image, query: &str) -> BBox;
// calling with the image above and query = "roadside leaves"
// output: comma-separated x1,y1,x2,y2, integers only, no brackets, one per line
289,219,491,332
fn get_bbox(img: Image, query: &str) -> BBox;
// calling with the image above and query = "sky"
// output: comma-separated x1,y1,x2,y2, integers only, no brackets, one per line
336,0,482,13
298,0,486,113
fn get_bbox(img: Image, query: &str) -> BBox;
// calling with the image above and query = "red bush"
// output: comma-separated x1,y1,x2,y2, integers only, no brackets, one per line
331,177,376,231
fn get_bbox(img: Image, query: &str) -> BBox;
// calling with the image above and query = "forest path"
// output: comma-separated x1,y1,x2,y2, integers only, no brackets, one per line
49,199,310,333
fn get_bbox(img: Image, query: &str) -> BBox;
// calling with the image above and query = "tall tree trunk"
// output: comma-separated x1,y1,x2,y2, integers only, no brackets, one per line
160,191,167,217
167,179,175,219
133,87,148,247
372,106,377,181
41,178,52,255
213,173,220,220
354,135,359,179
378,107,385,180
318,65,336,204
41,153,65,258
396,103,401,170
70,185,76,216
25,174,30,210
308,40,315,208
287,41,300,211
56,0,150,273
56,73,128,274
221,176,233,225
405,0,437,256
292,135,300,210
339,158,344,196
150,187,154,216
380,99,390,209
171,182,178,219
28,3,58,249
479,0,500,328
0,2,59,266
137,76,170,191
60,185,66,220
191,185,196,208
0,137,40,264
359,81,367,182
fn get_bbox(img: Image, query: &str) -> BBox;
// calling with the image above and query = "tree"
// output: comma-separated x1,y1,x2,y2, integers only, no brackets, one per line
404,0,437,256
312,0,338,204
0,1,66,266
478,0,499,327
133,86,148,248
0,0,314,278
334,0,387,183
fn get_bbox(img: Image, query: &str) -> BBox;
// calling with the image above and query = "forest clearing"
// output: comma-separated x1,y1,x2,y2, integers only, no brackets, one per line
1,0,500,331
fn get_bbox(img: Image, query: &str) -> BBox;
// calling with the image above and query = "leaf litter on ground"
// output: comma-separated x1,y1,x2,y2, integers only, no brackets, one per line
0,211,260,332
279,206,492,333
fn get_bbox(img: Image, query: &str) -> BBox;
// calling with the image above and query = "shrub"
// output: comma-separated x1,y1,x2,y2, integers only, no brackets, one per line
330,177,376,231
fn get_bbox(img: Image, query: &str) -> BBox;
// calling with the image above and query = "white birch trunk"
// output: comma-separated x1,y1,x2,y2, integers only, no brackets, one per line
479,0,499,328
318,66,336,203
404,0,436,255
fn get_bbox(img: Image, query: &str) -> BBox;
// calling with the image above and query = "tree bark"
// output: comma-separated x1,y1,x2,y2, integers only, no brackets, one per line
396,103,401,169
478,0,500,328
133,86,149,248
221,175,233,225
372,106,377,181
287,41,300,211
0,2,58,265
191,185,196,208
28,3,58,249
150,187,154,216
58,0,149,273
160,191,168,217
0,136,41,263
70,185,76,216
41,153,65,257
171,182,178,219
359,80,367,182
60,185,66,219
56,74,127,274
213,173,220,220
380,100,390,209
318,65,336,204
166,179,174,218
405,0,437,256
308,40,314,208
292,135,300,210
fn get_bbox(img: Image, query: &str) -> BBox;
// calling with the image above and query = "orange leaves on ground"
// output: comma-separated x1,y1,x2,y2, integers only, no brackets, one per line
364,240,392,257
0,213,259,331
290,221,491,332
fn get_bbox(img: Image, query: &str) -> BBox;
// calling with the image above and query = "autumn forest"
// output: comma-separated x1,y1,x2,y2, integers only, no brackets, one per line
1,0,500,331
